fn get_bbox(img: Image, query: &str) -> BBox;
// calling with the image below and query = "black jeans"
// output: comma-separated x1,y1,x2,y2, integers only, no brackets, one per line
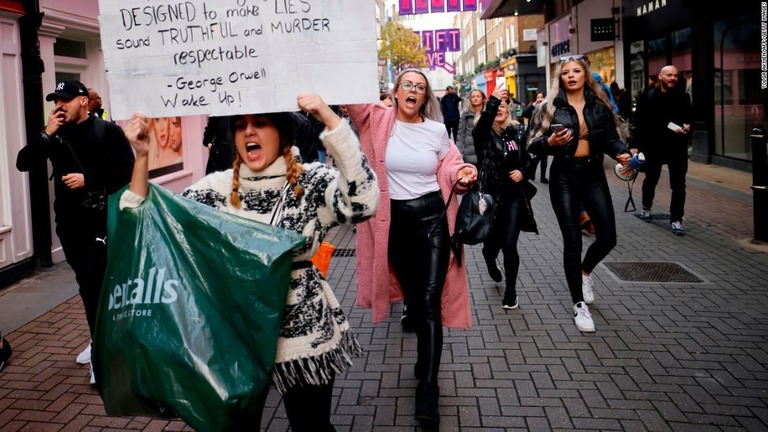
56,221,107,336
536,154,549,180
641,148,688,222
482,196,524,296
444,121,459,142
239,379,337,432
549,157,618,303
389,191,450,384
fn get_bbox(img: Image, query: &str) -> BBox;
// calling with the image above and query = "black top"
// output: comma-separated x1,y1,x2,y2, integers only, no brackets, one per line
16,116,134,227
527,88,630,161
473,96,533,201
441,93,461,123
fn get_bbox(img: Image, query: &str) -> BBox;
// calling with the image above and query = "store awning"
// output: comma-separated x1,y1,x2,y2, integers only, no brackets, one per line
480,0,546,19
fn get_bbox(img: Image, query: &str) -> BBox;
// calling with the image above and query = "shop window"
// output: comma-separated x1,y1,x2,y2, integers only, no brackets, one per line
54,38,86,59
55,72,80,83
714,16,760,161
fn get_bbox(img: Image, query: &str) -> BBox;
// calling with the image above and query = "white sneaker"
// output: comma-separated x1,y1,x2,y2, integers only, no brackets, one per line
76,342,91,364
582,273,594,305
573,302,595,332
640,209,652,221
671,221,685,236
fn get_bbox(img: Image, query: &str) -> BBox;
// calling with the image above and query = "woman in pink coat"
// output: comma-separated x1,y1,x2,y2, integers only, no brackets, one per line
347,69,477,428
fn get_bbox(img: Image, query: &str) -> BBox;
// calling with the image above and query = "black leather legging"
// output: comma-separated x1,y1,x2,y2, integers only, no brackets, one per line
389,191,450,384
549,157,617,303
482,196,524,295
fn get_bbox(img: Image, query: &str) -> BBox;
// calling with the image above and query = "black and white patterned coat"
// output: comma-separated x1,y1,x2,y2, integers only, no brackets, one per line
121,121,379,393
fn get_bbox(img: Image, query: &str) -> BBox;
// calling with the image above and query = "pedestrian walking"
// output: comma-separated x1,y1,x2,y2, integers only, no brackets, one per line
456,88,486,166
440,85,461,141
631,64,693,235
472,83,534,310
527,55,631,333
347,69,477,427
522,91,548,183
121,93,379,431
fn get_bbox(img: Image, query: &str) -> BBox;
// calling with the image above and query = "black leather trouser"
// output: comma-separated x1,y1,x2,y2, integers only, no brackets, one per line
236,376,337,432
549,157,618,303
482,196,524,296
389,191,450,384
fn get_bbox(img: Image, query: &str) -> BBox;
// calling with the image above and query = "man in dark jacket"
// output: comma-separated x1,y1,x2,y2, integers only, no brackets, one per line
16,80,134,382
631,65,693,235
202,115,234,174
440,86,461,141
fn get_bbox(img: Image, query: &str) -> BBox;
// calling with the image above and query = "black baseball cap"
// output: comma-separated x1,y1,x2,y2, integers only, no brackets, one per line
46,80,89,102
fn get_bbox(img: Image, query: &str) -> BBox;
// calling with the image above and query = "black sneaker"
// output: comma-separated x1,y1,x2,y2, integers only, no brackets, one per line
484,257,503,282
0,333,12,372
502,295,519,310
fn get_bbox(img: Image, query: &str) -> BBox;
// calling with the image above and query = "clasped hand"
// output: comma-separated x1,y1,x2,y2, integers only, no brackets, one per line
457,166,478,187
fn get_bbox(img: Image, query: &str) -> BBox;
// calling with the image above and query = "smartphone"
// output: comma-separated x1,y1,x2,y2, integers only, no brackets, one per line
551,124,565,132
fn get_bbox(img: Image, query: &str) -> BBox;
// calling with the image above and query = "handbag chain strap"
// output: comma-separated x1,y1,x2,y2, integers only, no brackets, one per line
269,182,292,226
427,179,463,239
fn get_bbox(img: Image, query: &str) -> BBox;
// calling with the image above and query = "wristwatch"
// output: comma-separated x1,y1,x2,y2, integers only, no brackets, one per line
40,130,51,142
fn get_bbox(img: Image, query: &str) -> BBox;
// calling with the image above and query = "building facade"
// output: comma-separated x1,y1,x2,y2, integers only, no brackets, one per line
0,0,207,287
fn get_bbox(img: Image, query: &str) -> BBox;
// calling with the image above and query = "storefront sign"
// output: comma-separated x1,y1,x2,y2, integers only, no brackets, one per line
550,40,571,57
99,0,379,120
636,0,668,17
549,15,573,63
399,0,477,15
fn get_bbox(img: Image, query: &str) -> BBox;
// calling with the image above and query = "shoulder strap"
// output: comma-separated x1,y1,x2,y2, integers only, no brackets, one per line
269,182,292,226
93,118,107,143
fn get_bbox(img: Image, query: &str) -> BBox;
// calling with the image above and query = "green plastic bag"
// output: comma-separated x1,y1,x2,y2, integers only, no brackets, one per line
94,184,306,432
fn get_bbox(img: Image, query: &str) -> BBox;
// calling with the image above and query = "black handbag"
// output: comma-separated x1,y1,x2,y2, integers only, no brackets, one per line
454,183,496,245
430,180,496,265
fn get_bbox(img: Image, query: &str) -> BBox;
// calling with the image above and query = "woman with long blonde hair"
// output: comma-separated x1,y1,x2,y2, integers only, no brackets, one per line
456,88,486,166
527,55,631,333
473,83,533,310
348,68,477,427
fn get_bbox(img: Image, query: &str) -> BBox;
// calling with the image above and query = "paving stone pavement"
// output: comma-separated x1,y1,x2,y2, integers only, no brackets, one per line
1,162,767,431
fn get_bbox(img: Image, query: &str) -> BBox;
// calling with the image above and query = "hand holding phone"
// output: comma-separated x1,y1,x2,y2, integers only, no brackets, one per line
551,123,566,133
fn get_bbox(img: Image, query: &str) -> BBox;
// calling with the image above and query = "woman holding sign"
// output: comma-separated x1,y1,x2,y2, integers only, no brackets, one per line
348,69,477,428
121,94,379,431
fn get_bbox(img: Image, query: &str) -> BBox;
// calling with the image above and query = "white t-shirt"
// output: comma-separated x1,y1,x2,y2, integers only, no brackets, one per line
386,118,451,200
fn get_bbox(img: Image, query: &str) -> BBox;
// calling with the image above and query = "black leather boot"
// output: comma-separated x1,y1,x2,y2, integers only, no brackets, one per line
415,381,440,428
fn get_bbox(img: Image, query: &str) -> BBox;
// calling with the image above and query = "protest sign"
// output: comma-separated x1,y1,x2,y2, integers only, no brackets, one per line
99,0,379,120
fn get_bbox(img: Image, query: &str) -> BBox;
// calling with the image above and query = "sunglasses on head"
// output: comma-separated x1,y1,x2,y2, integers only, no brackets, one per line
559,54,585,62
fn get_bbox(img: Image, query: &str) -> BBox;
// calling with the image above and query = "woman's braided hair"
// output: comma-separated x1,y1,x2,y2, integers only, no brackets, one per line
229,113,304,209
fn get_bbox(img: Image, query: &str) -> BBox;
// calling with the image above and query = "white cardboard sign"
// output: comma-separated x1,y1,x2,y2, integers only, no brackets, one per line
98,0,379,120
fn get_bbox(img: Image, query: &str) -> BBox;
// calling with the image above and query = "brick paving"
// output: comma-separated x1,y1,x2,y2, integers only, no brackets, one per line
1,162,768,431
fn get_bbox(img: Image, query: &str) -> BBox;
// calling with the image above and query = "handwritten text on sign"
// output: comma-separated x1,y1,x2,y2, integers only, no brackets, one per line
99,0,379,120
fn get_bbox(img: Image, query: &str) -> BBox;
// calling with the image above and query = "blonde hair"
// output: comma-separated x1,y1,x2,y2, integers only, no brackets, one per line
529,57,630,143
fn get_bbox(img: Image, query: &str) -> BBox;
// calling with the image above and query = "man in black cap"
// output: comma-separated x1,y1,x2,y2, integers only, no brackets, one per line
16,80,135,384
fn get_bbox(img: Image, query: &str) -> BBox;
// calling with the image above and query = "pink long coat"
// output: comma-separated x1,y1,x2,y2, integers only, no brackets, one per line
347,102,474,329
